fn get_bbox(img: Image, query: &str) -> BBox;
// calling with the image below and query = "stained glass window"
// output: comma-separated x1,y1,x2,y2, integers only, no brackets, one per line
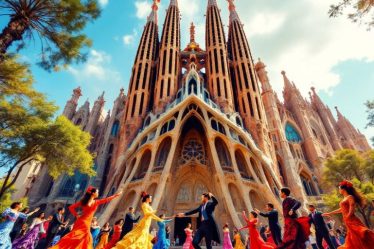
285,123,302,143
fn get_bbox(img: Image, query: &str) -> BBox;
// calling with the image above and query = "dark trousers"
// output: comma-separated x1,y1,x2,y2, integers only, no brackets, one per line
120,228,131,240
45,231,57,248
192,221,212,249
316,231,336,249
270,226,282,246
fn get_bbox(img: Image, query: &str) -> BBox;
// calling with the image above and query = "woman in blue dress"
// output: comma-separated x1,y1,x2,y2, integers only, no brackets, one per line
91,217,101,248
153,214,173,249
0,202,39,249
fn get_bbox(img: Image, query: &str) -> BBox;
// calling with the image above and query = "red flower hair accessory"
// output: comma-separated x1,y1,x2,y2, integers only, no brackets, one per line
339,180,353,188
141,191,148,198
86,186,95,193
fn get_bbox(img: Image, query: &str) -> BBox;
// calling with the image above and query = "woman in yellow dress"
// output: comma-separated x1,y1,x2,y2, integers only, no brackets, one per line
95,222,111,249
233,230,245,249
113,192,165,249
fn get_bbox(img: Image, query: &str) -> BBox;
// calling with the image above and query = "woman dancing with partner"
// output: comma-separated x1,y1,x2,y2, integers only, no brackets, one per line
323,180,374,249
12,212,49,249
0,202,39,249
95,222,111,249
233,230,245,249
50,186,122,249
103,219,124,249
113,191,166,249
223,223,234,249
182,223,194,249
153,214,173,249
240,211,275,249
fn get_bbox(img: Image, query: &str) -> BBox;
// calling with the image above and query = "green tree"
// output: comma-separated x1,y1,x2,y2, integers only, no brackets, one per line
0,180,28,213
0,0,101,71
0,56,95,199
365,100,374,145
329,0,374,29
322,149,374,228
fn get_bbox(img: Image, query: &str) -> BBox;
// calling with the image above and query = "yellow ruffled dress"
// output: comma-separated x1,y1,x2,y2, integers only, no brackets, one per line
113,202,163,249
233,233,245,249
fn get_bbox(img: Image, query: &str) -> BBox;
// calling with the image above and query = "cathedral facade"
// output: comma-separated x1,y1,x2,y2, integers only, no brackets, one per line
27,0,370,239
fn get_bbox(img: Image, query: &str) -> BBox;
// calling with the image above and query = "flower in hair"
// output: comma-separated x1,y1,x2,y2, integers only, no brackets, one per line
86,186,95,193
339,180,353,188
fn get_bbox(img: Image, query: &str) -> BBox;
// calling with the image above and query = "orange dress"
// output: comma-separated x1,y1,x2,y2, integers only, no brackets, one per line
338,195,374,249
49,194,120,249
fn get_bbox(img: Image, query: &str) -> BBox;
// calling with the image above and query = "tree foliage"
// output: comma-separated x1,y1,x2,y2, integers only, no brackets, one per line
0,180,28,214
0,55,95,199
365,100,374,145
0,0,101,71
329,0,374,29
322,149,374,228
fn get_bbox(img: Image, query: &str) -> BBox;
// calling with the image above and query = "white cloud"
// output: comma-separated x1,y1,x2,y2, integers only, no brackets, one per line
122,30,138,46
135,0,152,19
99,0,109,7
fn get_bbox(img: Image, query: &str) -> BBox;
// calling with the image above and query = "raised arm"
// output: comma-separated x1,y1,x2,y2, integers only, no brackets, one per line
323,208,341,216
259,211,269,217
184,207,200,216
96,193,121,205
211,196,218,207
143,205,163,222
69,202,82,217
242,211,249,223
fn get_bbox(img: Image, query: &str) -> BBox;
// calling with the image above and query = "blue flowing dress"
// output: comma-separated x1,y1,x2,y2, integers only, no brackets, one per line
0,208,28,249
91,226,101,247
153,219,172,249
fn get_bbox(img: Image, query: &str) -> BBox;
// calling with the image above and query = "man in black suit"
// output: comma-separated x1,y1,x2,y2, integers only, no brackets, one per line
45,207,66,247
255,202,282,245
177,192,220,249
308,204,336,249
120,207,140,239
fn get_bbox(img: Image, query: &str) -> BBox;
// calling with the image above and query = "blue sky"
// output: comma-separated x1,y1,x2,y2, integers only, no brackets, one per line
1,0,374,142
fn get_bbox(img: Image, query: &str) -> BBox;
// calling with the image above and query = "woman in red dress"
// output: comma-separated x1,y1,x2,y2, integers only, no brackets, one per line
49,186,122,249
323,180,374,249
103,219,124,249
239,211,275,249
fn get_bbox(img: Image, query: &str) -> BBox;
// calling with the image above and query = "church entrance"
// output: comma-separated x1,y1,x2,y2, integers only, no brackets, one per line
174,217,192,245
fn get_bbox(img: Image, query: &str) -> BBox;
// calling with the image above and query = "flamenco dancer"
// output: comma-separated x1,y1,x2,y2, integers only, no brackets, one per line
0,202,39,249
153,214,173,249
113,192,166,249
103,219,124,249
239,211,275,249
233,230,245,249
255,203,282,246
12,212,48,249
182,223,194,249
95,222,111,249
49,186,122,249
322,180,374,249
277,187,310,249
222,223,234,249
177,192,220,249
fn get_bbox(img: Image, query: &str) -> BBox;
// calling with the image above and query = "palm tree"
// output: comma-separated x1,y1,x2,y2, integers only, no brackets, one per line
0,0,101,70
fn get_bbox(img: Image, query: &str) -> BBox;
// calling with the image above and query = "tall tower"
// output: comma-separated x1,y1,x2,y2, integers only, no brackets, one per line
63,87,82,119
86,92,105,135
227,0,271,154
153,0,180,114
206,0,234,112
117,1,160,155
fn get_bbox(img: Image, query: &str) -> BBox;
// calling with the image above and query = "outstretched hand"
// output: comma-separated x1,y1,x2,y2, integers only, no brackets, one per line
254,208,260,214
176,213,185,218
288,210,294,216
116,189,123,196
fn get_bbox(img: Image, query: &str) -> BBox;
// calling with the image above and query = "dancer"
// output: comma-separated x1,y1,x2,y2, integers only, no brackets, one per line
10,207,30,241
233,230,245,249
307,204,336,249
45,207,67,247
255,203,282,246
120,207,140,239
91,217,101,248
239,211,275,249
178,192,220,249
0,202,39,249
12,212,47,249
322,180,374,249
223,223,234,249
278,187,310,249
103,219,124,249
49,186,122,249
182,223,194,249
153,214,173,249
95,222,111,249
113,191,165,249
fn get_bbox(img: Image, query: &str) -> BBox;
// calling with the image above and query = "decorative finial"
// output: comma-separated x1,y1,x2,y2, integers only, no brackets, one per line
227,0,235,11
148,0,160,23
190,22,196,43
281,70,286,75
311,86,316,93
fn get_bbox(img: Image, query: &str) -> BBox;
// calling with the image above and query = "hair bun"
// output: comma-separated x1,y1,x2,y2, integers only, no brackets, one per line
141,191,148,198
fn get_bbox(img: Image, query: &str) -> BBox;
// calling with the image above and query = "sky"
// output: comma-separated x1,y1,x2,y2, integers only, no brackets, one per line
2,0,374,142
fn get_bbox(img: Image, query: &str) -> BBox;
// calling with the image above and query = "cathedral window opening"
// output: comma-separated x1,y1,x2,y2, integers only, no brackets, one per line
111,120,120,137
241,63,249,90
154,137,172,171
131,95,137,117
140,136,148,145
160,123,168,135
223,79,228,98
214,49,219,73
235,151,253,181
133,150,151,181
239,136,246,145
285,123,302,143
255,97,262,120
220,49,226,76
108,144,114,154
250,158,263,183
188,78,198,95
249,68,256,92
75,118,82,126
217,77,221,96
142,63,148,89
242,98,247,113
215,138,232,171
300,175,314,196
169,49,173,74
181,140,205,165
136,63,142,90
162,50,167,75
247,93,255,117
167,78,171,96
139,93,145,115
58,172,88,198
211,119,218,131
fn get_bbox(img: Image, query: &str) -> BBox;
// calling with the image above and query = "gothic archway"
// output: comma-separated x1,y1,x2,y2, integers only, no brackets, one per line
215,138,232,172
133,150,151,180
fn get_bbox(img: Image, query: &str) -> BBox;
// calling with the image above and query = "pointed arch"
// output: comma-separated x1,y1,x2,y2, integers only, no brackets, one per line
250,158,263,183
215,137,232,171
235,150,253,180
133,150,152,180
154,137,172,172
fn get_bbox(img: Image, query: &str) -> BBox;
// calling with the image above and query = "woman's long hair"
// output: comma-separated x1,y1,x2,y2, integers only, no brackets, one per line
81,187,98,206
339,183,366,207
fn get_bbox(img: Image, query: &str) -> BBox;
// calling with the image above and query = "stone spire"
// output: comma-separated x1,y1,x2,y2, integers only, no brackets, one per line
282,71,294,91
255,58,271,92
153,0,180,114
118,0,160,155
206,0,234,112
63,86,82,119
227,0,240,23
190,22,196,43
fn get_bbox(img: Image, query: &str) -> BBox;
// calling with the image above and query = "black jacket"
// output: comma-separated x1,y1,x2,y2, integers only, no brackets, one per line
47,213,64,234
122,212,140,234
185,196,220,243
309,211,329,234
260,209,281,230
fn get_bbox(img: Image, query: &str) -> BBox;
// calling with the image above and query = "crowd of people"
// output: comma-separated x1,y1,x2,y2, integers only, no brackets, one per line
0,180,373,249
